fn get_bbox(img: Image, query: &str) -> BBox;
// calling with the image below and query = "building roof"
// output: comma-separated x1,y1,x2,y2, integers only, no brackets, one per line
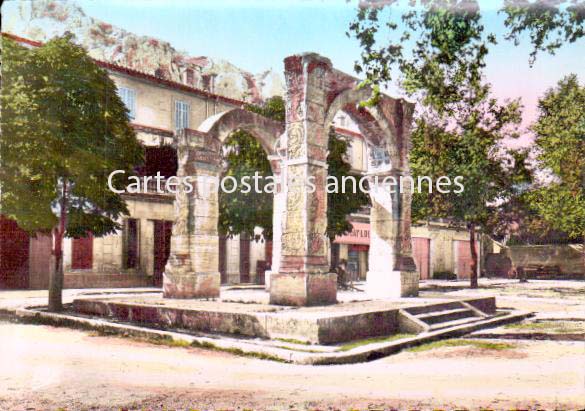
2,32,247,108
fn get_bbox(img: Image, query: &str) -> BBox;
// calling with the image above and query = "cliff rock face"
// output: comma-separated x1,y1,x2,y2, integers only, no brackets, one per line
3,0,284,103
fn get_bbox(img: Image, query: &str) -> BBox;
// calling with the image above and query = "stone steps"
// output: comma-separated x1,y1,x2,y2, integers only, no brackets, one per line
407,301,485,331
416,307,477,325
404,301,464,316
428,316,486,331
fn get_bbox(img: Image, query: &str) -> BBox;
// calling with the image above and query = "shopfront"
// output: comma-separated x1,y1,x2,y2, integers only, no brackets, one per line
333,221,370,281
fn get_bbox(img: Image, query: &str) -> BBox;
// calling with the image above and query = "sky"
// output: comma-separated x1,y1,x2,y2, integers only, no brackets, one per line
4,0,585,146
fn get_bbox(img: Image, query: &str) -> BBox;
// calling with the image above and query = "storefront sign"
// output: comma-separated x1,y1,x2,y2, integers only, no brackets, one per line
334,222,370,245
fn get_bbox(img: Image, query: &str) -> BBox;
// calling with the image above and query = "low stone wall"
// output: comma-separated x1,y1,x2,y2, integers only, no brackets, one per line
504,245,584,276
64,272,153,289
71,296,497,345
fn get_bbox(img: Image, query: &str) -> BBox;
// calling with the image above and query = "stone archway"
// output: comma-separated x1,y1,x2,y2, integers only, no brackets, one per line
163,55,418,304
163,109,284,299
269,53,418,305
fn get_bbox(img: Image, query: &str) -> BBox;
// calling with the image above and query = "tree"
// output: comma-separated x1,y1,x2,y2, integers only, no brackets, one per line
348,1,584,92
410,107,522,287
218,96,370,243
218,96,285,241
349,1,525,287
0,35,143,311
325,128,371,241
219,129,274,240
528,75,585,263
485,149,552,246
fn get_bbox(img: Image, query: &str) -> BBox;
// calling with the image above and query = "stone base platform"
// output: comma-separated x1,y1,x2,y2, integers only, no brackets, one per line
72,293,497,345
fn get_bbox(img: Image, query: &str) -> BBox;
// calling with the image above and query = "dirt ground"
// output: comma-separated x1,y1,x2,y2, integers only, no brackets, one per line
1,280,583,410
0,321,583,411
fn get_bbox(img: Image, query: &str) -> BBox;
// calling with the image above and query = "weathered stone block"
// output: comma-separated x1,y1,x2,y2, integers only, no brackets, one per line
163,271,220,299
269,272,337,306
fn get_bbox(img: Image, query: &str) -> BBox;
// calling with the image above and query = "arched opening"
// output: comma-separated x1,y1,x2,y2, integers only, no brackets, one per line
217,128,277,285
323,89,418,298
322,97,392,285
163,108,283,298
196,108,284,288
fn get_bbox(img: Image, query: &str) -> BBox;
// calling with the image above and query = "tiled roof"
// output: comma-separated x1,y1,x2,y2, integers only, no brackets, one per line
2,32,247,108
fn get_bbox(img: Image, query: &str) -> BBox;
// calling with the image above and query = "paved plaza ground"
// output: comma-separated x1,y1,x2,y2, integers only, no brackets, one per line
0,279,583,410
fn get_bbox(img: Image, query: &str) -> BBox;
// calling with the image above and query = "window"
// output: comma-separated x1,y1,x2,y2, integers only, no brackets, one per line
185,68,195,85
345,141,354,166
369,146,391,168
124,218,139,269
175,100,190,131
117,87,136,120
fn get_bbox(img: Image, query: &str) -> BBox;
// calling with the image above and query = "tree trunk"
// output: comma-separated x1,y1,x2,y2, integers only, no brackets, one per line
469,224,478,289
48,180,68,312
582,232,585,279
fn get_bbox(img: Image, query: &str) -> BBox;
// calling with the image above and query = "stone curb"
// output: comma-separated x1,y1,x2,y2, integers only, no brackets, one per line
469,332,584,341
7,307,533,365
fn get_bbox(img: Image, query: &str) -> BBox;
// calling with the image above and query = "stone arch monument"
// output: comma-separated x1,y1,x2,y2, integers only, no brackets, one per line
163,53,418,305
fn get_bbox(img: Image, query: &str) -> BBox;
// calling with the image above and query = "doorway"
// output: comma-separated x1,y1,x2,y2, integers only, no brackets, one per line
153,220,172,287
239,233,251,283
0,216,30,289
412,237,431,280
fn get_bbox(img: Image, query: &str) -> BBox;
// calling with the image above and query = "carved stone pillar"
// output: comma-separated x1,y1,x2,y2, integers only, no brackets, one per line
269,54,336,306
265,155,284,290
163,130,221,299
366,171,418,298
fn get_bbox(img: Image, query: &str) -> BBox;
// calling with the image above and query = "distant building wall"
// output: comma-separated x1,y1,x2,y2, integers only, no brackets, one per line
110,72,236,135
411,224,478,278
504,245,584,275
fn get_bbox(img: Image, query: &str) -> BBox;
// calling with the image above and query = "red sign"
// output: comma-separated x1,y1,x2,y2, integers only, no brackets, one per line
334,222,370,245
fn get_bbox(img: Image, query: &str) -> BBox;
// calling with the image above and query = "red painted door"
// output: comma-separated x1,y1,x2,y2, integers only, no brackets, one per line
218,236,227,284
0,216,29,289
412,237,430,280
72,234,93,270
265,240,273,268
456,240,478,279
239,234,250,283
153,220,172,287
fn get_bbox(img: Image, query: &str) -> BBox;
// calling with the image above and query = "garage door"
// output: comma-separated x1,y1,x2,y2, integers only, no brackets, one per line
455,240,479,279
412,237,430,280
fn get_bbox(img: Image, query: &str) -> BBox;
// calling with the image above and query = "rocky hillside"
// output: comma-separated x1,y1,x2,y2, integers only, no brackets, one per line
3,0,284,103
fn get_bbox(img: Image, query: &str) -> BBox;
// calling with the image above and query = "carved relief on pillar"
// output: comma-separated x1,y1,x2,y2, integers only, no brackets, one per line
287,122,306,159
170,132,193,239
281,163,306,257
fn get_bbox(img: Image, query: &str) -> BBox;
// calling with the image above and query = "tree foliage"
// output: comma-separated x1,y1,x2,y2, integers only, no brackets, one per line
219,129,274,240
503,0,585,65
349,1,584,94
0,35,143,310
528,75,585,241
326,128,371,240
349,0,534,286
